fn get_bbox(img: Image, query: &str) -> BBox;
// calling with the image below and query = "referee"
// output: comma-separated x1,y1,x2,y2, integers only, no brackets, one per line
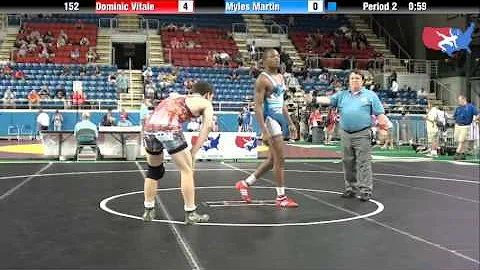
305,70,388,201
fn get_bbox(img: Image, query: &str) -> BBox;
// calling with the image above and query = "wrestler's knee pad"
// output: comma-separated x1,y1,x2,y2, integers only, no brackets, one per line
146,164,165,180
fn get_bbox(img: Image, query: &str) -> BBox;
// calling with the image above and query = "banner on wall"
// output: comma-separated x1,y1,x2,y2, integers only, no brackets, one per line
40,131,258,160
168,132,258,159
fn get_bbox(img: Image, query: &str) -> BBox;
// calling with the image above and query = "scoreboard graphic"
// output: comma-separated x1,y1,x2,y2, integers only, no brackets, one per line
0,0,476,14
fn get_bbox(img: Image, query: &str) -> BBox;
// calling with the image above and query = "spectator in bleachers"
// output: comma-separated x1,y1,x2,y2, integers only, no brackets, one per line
2,87,16,109
52,109,63,131
143,67,153,84
108,72,116,84
71,48,80,63
14,69,25,80
79,66,86,76
17,44,27,57
144,82,156,100
226,68,240,81
249,62,260,78
247,41,256,62
116,71,129,94
87,47,97,63
205,51,215,66
183,78,195,93
2,63,13,78
62,65,72,76
74,19,85,30
390,79,399,97
72,88,86,109
234,51,244,67
165,23,177,32
39,45,50,59
39,85,51,100
180,24,193,32
101,108,116,126
56,35,66,48
94,65,102,76
55,84,66,100
389,70,397,87
79,35,89,47
43,31,54,44
417,87,428,99
59,29,68,43
288,15,295,27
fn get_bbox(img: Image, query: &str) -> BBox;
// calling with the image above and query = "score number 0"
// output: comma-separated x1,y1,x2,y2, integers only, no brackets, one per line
308,0,324,12
178,0,194,12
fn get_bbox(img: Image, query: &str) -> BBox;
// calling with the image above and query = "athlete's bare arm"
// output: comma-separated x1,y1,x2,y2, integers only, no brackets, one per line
191,99,213,158
254,76,270,141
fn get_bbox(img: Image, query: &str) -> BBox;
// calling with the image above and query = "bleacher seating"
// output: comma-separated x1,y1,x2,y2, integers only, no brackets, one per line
161,28,239,67
8,14,117,26
13,22,97,64
142,15,244,29
151,66,255,103
0,63,118,108
271,15,377,69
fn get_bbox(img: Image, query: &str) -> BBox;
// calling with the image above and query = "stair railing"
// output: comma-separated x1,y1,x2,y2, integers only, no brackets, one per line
358,15,412,60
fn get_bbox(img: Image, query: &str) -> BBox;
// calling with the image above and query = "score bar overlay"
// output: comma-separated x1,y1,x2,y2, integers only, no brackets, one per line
224,0,338,14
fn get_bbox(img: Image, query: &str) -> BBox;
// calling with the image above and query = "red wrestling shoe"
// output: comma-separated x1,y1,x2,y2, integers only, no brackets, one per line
235,180,252,203
275,195,299,208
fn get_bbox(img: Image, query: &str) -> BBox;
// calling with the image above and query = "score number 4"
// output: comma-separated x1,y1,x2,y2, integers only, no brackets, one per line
178,0,194,12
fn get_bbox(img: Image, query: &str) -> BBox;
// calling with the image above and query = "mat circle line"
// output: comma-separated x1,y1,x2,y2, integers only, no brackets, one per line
99,186,385,227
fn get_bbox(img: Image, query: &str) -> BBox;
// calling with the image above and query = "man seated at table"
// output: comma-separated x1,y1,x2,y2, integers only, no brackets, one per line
117,114,133,127
74,112,100,158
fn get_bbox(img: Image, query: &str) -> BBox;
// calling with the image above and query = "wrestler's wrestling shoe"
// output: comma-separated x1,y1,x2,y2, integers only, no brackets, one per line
275,195,299,208
235,180,252,203
142,208,156,222
185,211,210,225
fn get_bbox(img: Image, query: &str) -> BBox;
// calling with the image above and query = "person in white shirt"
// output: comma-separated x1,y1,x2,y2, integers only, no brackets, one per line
425,101,442,157
37,109,50,131
390,80,399,97
36,109,50,140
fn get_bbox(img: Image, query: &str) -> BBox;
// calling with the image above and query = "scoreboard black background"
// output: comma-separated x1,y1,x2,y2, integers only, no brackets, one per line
0,0,475,10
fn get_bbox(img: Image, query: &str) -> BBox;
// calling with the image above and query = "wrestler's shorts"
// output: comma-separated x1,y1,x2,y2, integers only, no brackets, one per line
143,130,188,155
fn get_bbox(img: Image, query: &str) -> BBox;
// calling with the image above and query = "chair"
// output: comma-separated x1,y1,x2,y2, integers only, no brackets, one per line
7,125,20,141
75,128,99,160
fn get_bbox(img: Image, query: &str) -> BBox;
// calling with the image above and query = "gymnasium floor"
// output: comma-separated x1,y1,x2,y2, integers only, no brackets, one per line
0,160,478,270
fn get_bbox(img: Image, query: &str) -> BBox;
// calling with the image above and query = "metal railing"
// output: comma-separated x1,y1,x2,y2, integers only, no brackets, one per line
266,23,288,35
1,98,118,110
6,15,119,29
214,101,246,112
140,18,161,30
431,79,456,105
232,23,248,35
98,18,118,29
